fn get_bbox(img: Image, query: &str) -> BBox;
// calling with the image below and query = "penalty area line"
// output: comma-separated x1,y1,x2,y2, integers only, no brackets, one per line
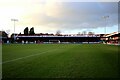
0,49,58,64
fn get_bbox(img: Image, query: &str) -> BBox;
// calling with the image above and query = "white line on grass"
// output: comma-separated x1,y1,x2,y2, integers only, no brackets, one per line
0,49,58,64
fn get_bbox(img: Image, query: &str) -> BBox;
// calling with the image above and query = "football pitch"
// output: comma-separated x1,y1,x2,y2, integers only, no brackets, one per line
2,44,119,78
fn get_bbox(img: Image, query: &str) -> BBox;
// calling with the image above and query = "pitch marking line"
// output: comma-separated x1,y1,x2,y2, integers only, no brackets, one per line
0,49,58,64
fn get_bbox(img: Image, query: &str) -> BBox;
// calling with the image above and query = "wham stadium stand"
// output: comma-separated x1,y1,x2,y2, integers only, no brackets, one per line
15,34,102,44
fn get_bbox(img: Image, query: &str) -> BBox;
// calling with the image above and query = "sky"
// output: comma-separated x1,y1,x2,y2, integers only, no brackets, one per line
0,0,119,36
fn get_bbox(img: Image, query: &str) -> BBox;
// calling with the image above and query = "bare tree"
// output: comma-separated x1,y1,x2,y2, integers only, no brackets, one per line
56,30,61,36
82,31,87,35
77,32,81,35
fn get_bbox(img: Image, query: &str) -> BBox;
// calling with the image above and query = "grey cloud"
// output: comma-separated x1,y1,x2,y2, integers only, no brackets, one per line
26,2,118,31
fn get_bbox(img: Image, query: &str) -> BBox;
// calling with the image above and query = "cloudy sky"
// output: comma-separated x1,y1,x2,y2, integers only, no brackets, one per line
0,0,119,35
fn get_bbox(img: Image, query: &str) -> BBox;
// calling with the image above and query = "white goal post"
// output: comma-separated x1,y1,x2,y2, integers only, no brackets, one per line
49,40,60,43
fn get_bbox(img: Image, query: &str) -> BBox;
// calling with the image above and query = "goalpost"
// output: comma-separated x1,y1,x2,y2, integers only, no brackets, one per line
49,40,60,43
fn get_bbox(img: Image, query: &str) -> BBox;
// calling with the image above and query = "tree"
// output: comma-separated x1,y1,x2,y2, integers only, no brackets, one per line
56,30,61,36
19,32,21,34
77,32,81,35
1,31,8,38
88,32,94,36
24,27,29,35
29,27,35,35
82,31,87,35
1,31,8,43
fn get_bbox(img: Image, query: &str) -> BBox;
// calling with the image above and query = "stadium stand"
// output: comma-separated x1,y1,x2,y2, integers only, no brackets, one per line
103,32,120,45
15,33,101,44
1,31,119,45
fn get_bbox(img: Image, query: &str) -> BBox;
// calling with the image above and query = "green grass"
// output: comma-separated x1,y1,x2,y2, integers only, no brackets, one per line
2,44,119,78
